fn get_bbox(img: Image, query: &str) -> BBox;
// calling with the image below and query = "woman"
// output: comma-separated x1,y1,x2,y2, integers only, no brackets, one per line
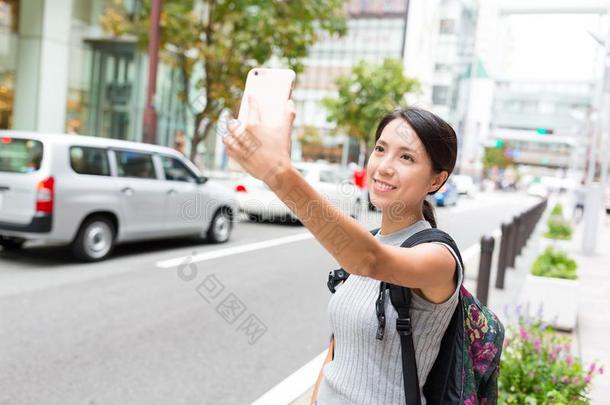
224,100,460,404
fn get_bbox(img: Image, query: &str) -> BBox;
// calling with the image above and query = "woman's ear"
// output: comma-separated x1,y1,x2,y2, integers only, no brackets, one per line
428,171,449,194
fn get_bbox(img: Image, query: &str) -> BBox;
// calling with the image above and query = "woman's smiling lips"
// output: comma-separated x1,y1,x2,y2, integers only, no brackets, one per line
373,179,397,193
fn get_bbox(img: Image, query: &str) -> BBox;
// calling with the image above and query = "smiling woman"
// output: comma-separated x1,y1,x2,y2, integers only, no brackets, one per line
223,100,502,404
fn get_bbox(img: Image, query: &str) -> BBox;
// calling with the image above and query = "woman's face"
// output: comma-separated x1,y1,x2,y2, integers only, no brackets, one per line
366,118,444,215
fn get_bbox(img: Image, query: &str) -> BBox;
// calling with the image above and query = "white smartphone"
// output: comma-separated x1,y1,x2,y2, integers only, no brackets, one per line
228,67,296,172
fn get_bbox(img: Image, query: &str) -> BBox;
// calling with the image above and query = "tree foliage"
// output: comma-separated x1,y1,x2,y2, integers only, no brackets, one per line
101,0,347,163
321,58,419,164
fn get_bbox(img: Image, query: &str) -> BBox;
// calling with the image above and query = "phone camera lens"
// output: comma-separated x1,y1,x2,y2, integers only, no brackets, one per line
254,71,259,76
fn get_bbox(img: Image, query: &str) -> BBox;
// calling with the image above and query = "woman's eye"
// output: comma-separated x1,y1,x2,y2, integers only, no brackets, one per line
374,145,383,152
402,154,413,161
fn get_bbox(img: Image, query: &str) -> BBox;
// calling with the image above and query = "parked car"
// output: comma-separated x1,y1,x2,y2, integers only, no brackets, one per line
451,174,476,197
234,161,362,223
0,131,239,261
434,179,459,207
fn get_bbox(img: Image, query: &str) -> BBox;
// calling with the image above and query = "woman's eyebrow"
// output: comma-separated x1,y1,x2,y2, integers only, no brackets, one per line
377,139,417,153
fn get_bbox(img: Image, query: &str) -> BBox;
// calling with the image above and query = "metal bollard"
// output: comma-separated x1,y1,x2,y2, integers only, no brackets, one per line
506,218,517,269
477,235,495,306
515,215,525,256
495,223,509,289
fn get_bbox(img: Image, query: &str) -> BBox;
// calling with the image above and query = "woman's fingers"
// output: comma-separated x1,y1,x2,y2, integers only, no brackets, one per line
285,99,296,127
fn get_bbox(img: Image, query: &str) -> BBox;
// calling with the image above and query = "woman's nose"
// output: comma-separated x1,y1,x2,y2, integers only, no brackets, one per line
378,159,395,176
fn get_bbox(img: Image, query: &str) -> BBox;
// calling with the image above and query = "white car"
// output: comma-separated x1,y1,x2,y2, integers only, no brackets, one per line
233,162,362,223
0,131,239,261
451,174,477,197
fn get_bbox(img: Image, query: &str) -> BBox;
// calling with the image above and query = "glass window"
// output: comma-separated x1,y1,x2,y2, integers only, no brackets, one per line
160,155,196,183
0,0,19,129
432,85,449,105
0,137,43,173
439,19,455,34
70,146,110,176
115,150,157,179
319,169,337,183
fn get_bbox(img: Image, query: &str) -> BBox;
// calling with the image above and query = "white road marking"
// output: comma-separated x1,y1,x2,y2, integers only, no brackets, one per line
155,232,314,268
251,349,328,405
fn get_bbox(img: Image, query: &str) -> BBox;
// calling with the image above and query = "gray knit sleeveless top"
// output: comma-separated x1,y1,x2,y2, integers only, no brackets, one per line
316,220,463,405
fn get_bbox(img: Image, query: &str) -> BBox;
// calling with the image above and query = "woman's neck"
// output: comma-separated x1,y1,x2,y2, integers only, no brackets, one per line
379,210,425,236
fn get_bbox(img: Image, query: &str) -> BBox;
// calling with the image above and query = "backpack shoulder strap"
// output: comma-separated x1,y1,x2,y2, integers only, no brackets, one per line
399,228,464,270
327,228,379,293
388,227,463,405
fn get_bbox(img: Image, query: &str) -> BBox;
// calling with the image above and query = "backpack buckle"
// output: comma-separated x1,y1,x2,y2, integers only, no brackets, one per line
327,269,347,294
396,317,412,336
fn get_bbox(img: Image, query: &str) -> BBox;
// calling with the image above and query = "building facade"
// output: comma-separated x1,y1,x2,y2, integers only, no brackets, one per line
292,0,410,165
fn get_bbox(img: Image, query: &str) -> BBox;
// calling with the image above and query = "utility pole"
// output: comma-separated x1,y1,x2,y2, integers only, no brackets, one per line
582,2,610,255
142,0,162,144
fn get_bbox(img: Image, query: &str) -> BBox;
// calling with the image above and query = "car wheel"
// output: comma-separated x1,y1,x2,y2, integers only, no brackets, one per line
71,216,116,262
0,238,25,251
207,209,232,243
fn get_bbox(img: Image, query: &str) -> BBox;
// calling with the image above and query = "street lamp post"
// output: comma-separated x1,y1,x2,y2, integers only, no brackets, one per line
582,4,610,255
142,0,162,144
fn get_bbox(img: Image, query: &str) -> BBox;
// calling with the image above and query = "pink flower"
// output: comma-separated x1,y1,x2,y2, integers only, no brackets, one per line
599,366,605,375
566,355,574,366
519,326,529,341
533,338,542,353
585,375,592,384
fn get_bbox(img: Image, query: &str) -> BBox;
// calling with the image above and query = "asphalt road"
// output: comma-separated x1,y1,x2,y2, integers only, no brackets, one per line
0,191,540,405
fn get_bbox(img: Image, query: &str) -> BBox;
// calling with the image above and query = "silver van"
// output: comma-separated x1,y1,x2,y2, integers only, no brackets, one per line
0,131,239,261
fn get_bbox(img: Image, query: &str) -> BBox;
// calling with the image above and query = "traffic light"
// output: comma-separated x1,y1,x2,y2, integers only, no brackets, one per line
495,139,504,148
536,128,553,135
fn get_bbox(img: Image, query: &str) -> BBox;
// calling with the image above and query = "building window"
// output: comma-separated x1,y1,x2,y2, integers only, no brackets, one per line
439,19,455,34
434,63,451,72
432,85,449,105
0,0,19,129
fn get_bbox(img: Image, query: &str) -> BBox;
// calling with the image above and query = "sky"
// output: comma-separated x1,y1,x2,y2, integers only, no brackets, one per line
505,13,607,81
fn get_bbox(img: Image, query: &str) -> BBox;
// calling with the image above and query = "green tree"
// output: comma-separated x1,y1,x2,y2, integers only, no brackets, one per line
101,0,347,163
482,145,513,171
321,58,419,164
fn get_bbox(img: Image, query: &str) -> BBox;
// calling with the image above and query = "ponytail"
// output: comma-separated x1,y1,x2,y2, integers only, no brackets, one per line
422,199,437,228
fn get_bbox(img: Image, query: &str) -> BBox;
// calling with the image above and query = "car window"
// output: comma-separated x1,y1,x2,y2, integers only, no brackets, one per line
70,146,110,176
160,155,197,183
115,150,157,179
319,169,337,184
0,137,43,173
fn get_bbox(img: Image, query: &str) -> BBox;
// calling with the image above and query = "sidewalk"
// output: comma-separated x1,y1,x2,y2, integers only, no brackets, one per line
569,215,610,404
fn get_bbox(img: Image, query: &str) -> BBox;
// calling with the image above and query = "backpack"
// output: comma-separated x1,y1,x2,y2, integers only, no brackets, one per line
327,227,504,405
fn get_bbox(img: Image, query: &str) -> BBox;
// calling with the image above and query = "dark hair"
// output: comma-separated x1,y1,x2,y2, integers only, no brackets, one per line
373,107,458,228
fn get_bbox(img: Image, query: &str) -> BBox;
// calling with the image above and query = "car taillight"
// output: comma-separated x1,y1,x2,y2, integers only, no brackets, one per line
36,176,54,214
235,184,247,193
1,136,11,144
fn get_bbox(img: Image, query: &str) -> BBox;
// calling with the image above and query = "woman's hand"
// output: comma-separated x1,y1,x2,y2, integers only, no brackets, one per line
223,96,296,184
